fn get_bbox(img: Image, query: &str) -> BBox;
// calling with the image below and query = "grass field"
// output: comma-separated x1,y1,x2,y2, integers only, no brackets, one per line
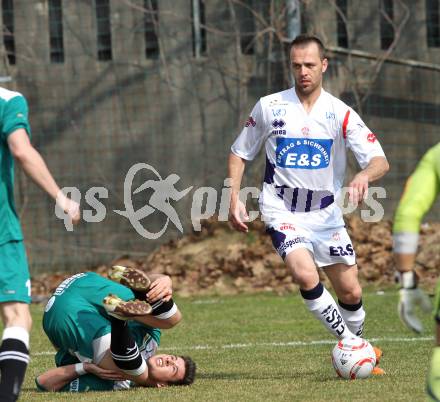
19,288,432,402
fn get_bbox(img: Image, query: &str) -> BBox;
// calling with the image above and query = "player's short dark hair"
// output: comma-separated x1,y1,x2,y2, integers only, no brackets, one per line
169,356,196,386
289,34,326,60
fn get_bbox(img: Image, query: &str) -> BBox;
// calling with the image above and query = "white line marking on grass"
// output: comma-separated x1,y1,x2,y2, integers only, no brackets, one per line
33,336,434,356
165,337,434,351
191,299,223,305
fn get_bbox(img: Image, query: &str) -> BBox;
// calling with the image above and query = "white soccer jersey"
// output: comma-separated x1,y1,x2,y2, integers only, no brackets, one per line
231,88,386,215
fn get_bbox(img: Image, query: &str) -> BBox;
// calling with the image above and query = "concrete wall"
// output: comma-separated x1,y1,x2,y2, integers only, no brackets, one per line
2,0,264,272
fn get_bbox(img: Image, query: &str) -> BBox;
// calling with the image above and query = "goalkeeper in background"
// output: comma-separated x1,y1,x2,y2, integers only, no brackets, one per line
390,142,440,400
393,142,439,332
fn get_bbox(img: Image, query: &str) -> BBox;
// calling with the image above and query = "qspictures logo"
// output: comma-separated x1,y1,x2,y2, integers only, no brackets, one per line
55,163,387,239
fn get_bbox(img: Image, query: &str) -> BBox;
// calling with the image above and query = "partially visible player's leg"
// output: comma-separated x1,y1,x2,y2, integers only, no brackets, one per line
266,222,355,339
0,241,32,402
427,280,440,401
108,316,146,376
95,314,150,387
311,224,364,338
284,248,355,339
325,263,384,374
324,263,365,337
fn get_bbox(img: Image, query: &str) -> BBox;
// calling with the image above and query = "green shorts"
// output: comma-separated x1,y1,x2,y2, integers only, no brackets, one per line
0,240,31,303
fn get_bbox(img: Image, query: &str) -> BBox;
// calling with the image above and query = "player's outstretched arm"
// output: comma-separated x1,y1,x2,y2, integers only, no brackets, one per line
7,129,80,224
359,155,390,181
348,156,389,205
228,153,249,232
35,362,123,391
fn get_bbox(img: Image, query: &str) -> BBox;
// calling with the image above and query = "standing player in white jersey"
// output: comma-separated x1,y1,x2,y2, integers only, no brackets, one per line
228,35,389,373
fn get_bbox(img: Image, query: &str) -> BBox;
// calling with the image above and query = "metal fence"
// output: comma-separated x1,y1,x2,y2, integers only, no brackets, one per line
1,0,439,273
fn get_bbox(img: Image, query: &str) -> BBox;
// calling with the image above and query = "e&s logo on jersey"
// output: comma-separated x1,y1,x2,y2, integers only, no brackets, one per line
275,138,333,169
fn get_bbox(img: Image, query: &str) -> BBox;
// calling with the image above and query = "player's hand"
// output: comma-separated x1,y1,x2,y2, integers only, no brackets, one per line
398,287,432,333
56,193,81,225
397,270,432,333
347,172,369,206
147,275,173,303
65,198,81,225
84,362,125,381
228,198,249,233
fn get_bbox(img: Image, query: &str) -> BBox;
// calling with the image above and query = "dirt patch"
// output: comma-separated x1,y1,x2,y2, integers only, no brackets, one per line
31,216,440,300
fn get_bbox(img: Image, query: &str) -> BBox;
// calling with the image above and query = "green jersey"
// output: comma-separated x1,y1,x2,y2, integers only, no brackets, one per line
0,88,31,245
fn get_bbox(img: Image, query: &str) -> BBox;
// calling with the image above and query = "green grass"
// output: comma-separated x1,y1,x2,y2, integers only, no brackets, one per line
20,289,432,401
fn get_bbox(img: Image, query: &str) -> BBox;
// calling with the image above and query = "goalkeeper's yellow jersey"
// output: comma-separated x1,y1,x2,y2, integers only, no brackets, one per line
393,142,440,234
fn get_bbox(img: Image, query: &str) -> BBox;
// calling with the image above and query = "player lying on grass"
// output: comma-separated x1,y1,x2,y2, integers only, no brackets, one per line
35,266,196,392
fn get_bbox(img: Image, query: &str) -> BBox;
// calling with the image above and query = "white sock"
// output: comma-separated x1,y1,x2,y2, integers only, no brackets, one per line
301,283,356,339
338,301,366,337
2,327,29,350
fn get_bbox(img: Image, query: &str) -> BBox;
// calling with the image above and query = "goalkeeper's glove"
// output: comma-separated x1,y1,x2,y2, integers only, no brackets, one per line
397,270,431,333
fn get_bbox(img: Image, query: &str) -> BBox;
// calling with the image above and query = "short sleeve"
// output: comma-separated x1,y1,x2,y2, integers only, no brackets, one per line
231,100,266,160
2,95,31,140
343,107,386,169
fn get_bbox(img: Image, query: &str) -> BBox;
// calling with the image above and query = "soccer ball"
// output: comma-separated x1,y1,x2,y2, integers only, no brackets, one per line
331,337,376,379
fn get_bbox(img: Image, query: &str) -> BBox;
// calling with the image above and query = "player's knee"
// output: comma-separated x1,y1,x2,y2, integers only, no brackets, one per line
290,267,319,289
339,286,362,304
2,303,32,331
